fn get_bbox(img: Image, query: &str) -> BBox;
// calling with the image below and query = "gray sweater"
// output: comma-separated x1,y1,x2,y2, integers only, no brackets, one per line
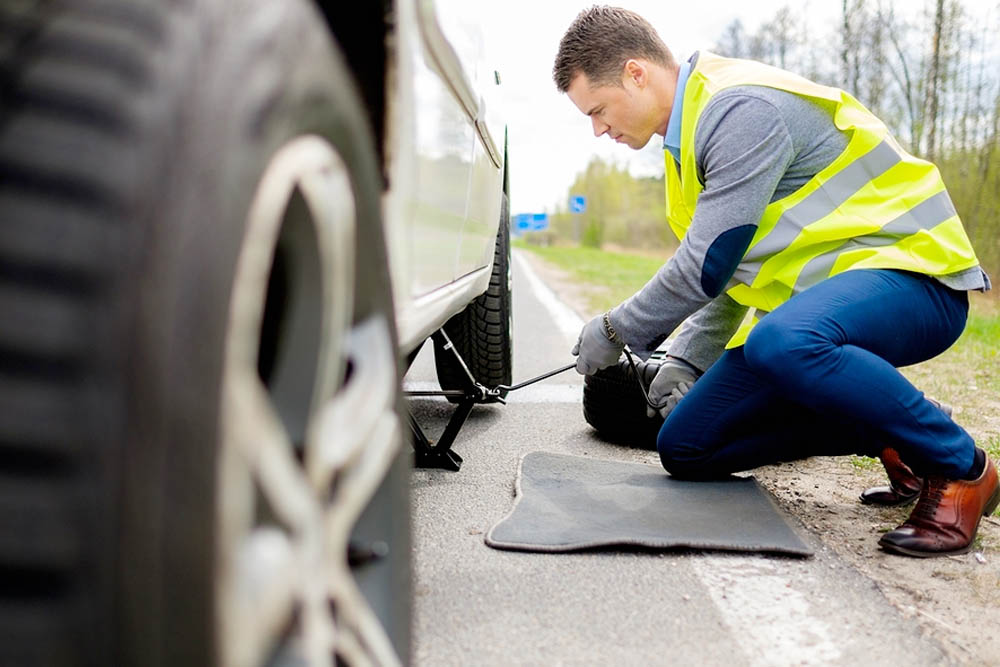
610,78,988,371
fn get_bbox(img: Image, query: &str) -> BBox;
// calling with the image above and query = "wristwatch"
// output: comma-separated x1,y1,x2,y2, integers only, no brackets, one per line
602,312,623,344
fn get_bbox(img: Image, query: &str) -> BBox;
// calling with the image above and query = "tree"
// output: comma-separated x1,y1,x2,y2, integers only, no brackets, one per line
864,1,890,113
549,157,673,251
770,7,798,70
925,0,946,160
840,0,864,95
711,0,1000,282
714,19,746,58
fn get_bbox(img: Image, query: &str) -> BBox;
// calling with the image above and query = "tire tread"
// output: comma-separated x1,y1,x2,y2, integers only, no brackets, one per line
582,357,665,449
0,2,165,663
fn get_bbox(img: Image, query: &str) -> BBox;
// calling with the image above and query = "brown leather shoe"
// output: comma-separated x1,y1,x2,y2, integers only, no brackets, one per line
925,395,953,419
879,452,1000,558
859,447,923,506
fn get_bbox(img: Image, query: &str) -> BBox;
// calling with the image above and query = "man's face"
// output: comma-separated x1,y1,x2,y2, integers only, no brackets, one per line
566,63,662,150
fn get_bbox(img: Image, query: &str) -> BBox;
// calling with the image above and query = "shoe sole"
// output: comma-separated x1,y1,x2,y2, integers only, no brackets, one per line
859,493,918,507
878,540,974,558
878,484,1000,558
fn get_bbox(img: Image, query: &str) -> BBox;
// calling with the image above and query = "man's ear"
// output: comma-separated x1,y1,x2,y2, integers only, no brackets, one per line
623,59,647,88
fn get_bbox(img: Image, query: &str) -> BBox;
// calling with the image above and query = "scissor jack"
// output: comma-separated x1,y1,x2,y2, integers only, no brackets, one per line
405,329,575,471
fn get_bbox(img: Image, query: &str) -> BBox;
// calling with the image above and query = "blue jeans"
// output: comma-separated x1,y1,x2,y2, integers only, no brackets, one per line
657,269,974,479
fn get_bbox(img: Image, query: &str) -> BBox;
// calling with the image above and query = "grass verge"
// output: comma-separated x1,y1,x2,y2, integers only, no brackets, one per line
514,240,668,312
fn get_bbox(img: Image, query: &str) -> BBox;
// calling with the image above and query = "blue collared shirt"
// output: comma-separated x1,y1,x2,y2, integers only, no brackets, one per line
663,60,691,165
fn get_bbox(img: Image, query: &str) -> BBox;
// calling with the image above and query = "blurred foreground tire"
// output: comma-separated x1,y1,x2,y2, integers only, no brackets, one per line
0,1,409,664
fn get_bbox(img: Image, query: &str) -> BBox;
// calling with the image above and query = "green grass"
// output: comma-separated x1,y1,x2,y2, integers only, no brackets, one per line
849,455,881,471
985,435,1000,469
515,240,668,313
965,308,1000,343
957,304,1000,395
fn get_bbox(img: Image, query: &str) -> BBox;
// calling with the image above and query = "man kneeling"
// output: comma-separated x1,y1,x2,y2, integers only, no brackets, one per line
556,6,998,557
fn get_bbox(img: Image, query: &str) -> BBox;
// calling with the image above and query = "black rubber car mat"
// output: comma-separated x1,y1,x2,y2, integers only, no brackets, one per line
486,451,812,557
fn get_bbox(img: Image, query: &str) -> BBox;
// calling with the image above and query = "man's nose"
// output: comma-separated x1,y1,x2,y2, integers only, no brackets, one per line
591,116,609,137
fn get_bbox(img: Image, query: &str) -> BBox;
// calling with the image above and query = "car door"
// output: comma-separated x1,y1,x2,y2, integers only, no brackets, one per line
415,0,503,284
408,0,477,297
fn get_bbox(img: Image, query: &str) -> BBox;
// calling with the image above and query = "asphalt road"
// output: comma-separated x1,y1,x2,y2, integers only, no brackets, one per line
404,250,951,666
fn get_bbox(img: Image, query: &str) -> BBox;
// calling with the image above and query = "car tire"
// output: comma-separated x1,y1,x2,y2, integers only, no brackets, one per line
434,193,513,398
0,1,408,665
582,357,666,449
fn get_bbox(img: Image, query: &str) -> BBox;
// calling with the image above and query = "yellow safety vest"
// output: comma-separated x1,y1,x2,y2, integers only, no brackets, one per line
666,52,980,347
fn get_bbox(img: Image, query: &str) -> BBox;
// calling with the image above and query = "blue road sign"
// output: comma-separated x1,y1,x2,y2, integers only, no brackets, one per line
569,195,587,213
514,212,549,232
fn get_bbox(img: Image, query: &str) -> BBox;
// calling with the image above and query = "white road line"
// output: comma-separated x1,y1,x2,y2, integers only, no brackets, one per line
514,250,584,347
692,556,841,666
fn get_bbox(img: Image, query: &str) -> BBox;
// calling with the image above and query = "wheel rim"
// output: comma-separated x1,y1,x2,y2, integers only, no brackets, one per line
217,135,402,667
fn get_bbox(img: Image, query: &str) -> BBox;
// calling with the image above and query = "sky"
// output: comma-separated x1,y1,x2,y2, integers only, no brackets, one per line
474,1,841,215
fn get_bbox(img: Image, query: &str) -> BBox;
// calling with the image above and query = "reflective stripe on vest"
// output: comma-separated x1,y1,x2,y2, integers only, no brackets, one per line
665,52,980,347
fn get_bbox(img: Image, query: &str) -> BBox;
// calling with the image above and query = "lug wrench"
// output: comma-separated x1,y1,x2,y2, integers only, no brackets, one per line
499,352,659,409
509,351,658,409
494,362,576,393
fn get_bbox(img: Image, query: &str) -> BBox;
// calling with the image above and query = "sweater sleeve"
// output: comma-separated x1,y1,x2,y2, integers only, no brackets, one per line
666,293,747,372
608,90,796,359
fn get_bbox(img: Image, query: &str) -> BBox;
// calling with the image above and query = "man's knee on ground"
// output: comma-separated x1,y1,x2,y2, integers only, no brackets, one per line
656,424,717,479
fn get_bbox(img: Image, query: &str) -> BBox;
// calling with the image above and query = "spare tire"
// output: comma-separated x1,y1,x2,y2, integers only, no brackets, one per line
583,356,666,449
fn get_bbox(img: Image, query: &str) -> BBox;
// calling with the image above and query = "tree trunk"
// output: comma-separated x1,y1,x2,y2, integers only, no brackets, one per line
926,0,945,160
841,0,852,89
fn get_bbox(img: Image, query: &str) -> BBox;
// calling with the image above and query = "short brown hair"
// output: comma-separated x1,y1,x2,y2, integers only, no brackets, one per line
553,6,675,92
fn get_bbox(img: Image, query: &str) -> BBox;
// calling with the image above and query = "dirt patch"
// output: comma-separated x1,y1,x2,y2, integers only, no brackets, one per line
756,458,1000,664
520,249,1000,664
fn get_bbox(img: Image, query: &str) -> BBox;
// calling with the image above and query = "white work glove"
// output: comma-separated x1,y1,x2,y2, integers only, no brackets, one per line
572,312,625,375
646,357,701,419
